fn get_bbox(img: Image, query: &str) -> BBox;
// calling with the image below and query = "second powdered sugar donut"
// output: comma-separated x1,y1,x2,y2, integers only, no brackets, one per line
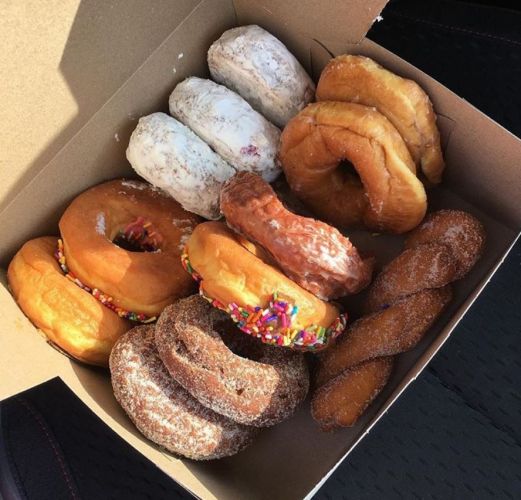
169,77,281,182
208,25,315,128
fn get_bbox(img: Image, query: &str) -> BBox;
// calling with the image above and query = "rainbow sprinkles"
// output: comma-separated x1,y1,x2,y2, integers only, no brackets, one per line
55,239,156,323
181,251,347,351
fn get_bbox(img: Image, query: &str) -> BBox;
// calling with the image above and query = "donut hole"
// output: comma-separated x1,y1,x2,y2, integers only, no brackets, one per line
112,216,162,253
216,319,265,362
337,159,362,185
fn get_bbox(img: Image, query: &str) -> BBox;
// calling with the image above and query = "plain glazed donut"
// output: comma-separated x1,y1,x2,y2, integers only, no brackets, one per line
169,77,281,182
220,171,373,300
316,55,445,184
182,221,346,351
208,25,315,127
279,101,427,233
155,296,309,427
126,112,235,219
59,179,200,319
110,325,255,460
8,237,130,366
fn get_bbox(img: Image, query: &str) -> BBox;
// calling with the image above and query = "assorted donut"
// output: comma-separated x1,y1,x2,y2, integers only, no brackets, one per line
8,24,486,459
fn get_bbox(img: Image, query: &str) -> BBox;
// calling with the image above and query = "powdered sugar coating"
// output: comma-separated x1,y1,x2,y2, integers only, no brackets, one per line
208,25,315,128
155,296,309,427
169,77,281,182
110,325,255,460
126,113,235,219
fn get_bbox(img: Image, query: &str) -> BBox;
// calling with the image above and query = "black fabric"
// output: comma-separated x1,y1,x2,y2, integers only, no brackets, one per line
1,1,520,499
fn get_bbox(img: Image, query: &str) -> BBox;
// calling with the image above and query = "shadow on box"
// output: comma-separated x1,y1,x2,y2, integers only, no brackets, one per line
1,0,520,499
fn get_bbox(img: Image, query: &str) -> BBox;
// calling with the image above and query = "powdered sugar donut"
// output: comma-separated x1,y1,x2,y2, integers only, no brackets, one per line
126,112,235,219
110,325,255,460
169,77,281,182
208,25,315,127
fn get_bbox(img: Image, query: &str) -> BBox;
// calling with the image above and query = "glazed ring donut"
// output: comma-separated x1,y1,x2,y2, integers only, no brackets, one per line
8,237,130,366
155,296,309,427
316,55,445,184
126,112,235,219
182,221,346,351
208,25,315,127
279,101,427,233
169,77,281,182
110,325,255,460
59,179,200,319
220,171,373,300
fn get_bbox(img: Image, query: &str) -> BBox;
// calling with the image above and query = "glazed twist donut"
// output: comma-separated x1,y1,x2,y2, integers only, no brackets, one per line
311,210,485,430
279,101,427,233
155,296,309,427
110,325,256,460
316,55,445,184
220,171,373,300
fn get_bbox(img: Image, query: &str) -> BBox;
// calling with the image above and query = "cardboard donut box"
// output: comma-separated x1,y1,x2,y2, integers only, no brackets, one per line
1,1,520,498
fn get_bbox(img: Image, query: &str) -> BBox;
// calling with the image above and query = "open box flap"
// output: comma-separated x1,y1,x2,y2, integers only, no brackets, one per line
233,0,389,45
0,0,204,214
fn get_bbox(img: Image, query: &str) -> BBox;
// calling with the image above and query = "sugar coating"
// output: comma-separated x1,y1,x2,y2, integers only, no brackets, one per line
405,209,486,279
109,325,255,460
95,213,105,235
155,296,310,427
208,25,315,127
126,112,235,219
169,77,281,182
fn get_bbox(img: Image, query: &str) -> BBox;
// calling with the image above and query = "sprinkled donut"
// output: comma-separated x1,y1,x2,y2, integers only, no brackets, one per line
155,296,310,427
110,325,255,460
182,222,347,351
126,112,235,219
59,179,200,320
208,25,315,127
169,77,281,182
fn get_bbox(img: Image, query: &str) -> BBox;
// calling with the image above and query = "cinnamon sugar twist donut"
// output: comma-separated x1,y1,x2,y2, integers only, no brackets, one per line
312,210,485,430
220,171,373,300
110,325,256,460
155,295,309,427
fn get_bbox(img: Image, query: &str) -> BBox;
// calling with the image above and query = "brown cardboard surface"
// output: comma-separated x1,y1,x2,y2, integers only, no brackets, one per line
0,0,202,214
1,1,521,499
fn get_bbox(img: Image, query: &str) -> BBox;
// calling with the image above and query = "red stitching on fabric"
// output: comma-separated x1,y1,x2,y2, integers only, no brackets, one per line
389,11,521,48
16,397,79,500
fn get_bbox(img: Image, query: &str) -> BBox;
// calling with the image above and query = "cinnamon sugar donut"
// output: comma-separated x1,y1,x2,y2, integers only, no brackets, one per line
155,296,309,427
405,209,486,279
110,325,255,460
220,172,373,299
